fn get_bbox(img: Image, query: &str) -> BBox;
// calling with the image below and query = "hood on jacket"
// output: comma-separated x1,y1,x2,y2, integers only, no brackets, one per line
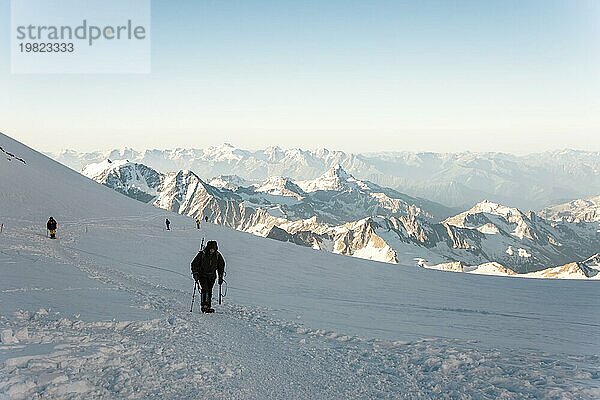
205,240,218,252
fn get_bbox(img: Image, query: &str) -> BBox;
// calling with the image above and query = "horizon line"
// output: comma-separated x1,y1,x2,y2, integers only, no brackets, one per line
47,143,599,158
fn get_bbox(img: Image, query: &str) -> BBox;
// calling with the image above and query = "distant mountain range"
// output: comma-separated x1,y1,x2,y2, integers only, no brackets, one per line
51,145,600,211
539,195,600,223
81,158,600,278
82,160,453,229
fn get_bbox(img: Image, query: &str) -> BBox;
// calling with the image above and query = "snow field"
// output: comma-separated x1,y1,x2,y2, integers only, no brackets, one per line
1,218,599,399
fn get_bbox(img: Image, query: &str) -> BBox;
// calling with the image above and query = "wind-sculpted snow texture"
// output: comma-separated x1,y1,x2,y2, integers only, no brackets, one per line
1,132,600,399
51,145,600,210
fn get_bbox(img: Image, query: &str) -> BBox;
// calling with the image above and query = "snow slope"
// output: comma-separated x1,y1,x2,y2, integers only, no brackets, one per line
0,134,158,222
2,133,600,399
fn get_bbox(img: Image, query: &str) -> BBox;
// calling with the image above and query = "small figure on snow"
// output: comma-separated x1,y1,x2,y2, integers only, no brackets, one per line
191,240,225,313
165,218,171,230
204,216,209,223
47,217,57,239
195,218,201,229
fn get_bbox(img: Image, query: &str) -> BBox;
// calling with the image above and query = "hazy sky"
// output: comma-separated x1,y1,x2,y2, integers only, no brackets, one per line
1,0,599,153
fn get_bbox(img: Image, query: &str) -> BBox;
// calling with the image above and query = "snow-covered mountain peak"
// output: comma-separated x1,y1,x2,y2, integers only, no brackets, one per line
264,145,283,154
253,176,306,199
327,163,351,179
82,158,153,176
443,200,537,240
468,200,525,219
81,159,163,202
176,169,195,177
209,174,252,190
297,164,370,192
261,146,286,162
202,143,248,161
162,169,202,189
153,169,224,215
106,148,141,162
445,200,524,225
168,170,219,196
539,195,600,222
81,160,227,209
314,147,332,158
81,159,131,179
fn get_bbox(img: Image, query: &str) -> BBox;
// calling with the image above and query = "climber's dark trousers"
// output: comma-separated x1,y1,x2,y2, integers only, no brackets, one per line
198,276,216,307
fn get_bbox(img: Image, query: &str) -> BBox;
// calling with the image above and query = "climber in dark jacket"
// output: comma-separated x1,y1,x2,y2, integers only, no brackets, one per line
46,217,57,239
191,240,225,313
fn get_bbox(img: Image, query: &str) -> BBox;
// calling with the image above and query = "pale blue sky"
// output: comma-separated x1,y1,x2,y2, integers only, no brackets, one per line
1,0,599,153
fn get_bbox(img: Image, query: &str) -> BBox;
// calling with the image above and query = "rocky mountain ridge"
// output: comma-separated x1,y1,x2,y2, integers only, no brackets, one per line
82,159,600,278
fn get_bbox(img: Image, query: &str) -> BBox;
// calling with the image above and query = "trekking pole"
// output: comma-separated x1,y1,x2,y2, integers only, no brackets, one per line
219,278,227,305
190,281,198,312
190,238,206,312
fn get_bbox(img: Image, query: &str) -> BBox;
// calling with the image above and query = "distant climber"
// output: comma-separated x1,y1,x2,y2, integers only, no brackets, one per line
195,218,201,229
46,217,57,239
165,218,171,230
191,240,225,313
204,216,209,223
